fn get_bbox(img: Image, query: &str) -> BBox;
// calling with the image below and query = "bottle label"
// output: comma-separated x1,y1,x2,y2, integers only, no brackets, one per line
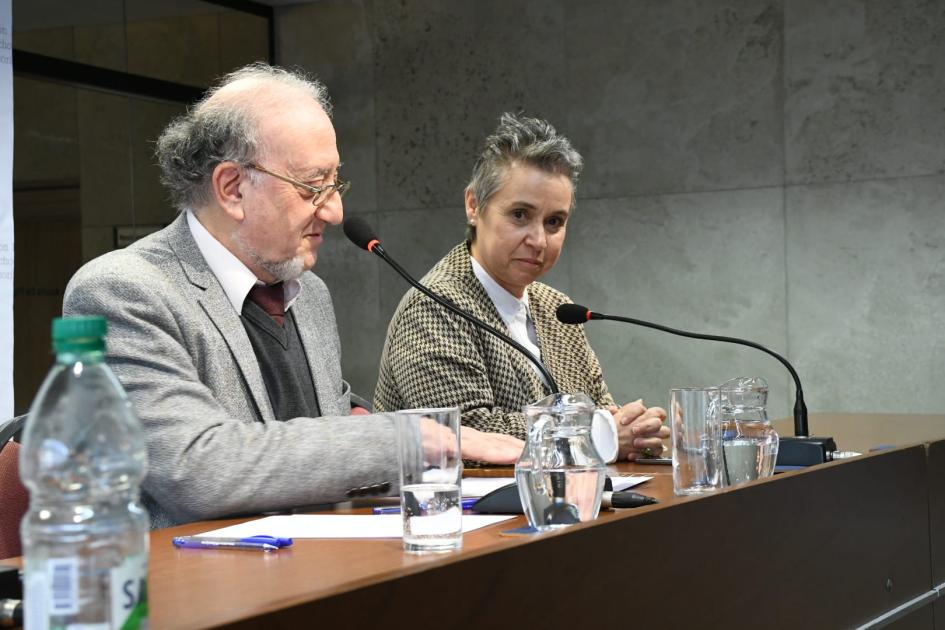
110,554,148,630
24,555,148,630
49,558,79,616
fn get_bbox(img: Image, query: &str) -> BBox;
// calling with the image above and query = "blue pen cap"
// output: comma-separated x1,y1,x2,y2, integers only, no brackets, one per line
244,536,293,547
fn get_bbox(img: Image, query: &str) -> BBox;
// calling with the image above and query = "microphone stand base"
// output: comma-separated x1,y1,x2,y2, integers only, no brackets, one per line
777,436,838,466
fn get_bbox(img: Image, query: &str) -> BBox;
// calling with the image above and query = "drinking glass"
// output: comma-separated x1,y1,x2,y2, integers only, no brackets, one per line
395,408,463,552
670,387,722,496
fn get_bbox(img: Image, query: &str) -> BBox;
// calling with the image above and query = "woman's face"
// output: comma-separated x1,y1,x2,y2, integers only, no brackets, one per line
466,162,572,298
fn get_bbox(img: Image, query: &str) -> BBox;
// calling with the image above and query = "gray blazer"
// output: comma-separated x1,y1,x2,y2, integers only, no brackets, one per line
63,213,398,529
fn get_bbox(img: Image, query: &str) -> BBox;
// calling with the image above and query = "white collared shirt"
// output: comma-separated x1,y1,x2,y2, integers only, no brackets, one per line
470,256,544,377
469,255,619,463
186,211,302,313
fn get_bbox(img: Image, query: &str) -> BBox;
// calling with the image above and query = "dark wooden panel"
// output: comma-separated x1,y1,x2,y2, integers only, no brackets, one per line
928,439,945,587
214,447,930,630
887,604,935,630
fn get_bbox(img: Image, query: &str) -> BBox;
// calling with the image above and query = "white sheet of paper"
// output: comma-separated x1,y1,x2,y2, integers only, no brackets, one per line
609,475,652,492
197,513,515,540
460,475,651,497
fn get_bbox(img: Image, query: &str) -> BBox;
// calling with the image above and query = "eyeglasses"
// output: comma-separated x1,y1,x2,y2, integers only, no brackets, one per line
247,162,351,207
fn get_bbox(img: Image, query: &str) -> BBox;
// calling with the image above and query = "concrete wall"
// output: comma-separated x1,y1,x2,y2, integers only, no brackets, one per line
277,0,945,420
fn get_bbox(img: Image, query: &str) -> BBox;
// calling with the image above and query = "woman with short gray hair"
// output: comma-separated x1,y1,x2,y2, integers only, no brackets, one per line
374,113,668,462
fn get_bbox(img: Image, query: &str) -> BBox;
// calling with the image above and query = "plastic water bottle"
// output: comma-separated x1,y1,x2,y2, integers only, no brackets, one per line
19,316,149,629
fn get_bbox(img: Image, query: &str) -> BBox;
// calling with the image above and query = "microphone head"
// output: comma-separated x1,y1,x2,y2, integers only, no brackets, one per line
343,216,380,251
556,303,592,324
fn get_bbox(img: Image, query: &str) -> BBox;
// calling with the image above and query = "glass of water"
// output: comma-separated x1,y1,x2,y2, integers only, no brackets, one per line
394,407,463,553
670,387,723,496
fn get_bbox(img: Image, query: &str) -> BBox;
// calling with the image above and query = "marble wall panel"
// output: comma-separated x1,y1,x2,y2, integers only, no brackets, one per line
786,175,945,413
130,99,185,227
277,1,378,214
567,188,791,417
13,26,76,60
74,22,126,71
312,215,384,401
218,11,269,74
371,0,567,210
80,226,117,265
12,77,79,186
76,91,133,229
564,0,783,198
785,0,945,183
126,13,219,87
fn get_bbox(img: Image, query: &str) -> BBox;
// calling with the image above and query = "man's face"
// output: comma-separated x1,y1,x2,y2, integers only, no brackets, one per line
233,97,343,283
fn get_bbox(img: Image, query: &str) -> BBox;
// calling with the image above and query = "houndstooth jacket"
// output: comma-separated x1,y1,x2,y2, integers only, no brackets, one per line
374,242,616,440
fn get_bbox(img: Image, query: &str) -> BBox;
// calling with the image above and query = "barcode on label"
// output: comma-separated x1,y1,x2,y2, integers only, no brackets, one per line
49,558,79,615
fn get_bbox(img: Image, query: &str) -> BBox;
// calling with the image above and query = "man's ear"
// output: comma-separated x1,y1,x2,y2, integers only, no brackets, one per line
211,162,246,221
464,188,478,225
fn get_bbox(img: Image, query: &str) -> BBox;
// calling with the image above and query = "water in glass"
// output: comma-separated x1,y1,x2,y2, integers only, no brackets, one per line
401,483,462,552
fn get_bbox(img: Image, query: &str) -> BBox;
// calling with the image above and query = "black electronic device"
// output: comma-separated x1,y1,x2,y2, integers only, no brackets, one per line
469,478,624,515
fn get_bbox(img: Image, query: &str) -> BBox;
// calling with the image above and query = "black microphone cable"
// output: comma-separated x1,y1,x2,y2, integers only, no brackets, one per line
556,303,809,438
343,217,560,393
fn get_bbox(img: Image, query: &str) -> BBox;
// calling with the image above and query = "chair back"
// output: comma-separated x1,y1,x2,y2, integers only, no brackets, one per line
0,415,29,559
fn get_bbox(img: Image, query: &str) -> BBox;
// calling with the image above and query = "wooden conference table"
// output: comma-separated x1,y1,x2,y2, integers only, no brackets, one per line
143,436,945,630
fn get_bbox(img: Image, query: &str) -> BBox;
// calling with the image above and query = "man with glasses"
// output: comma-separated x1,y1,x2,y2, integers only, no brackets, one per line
62,63,522,528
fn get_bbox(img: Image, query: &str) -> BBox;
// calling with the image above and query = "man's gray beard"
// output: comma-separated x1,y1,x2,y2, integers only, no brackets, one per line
232,231,306,282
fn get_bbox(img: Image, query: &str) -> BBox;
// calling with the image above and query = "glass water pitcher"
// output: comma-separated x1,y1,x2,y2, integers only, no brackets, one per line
514,393,607,531
719,376,779,486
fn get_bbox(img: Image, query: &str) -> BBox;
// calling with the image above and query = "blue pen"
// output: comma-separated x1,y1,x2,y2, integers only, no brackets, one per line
172,535,293,551
373,498,478,514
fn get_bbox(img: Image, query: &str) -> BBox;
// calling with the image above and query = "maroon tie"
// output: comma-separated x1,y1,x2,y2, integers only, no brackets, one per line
247,282,285,326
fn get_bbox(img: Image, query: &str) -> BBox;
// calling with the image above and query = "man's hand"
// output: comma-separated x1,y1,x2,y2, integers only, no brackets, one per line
418,422,524,465
610,399,669,461
460,426,524,464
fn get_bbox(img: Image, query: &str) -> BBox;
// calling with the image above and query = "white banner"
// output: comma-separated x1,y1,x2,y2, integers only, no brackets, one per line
0,0,12,419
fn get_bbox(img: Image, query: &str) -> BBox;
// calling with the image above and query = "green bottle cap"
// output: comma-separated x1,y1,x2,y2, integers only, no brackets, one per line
51,316,107,353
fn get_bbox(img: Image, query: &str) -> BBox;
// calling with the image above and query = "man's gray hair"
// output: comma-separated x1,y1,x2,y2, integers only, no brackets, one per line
155,62,331,212
466,112,583,242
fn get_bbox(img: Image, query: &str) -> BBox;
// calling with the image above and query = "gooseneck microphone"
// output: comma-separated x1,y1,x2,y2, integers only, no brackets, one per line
556,304,838,465
343,217,560,393
556,303,810,437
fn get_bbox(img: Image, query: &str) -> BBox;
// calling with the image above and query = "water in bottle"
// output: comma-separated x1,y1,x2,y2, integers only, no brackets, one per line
19,316,149,629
